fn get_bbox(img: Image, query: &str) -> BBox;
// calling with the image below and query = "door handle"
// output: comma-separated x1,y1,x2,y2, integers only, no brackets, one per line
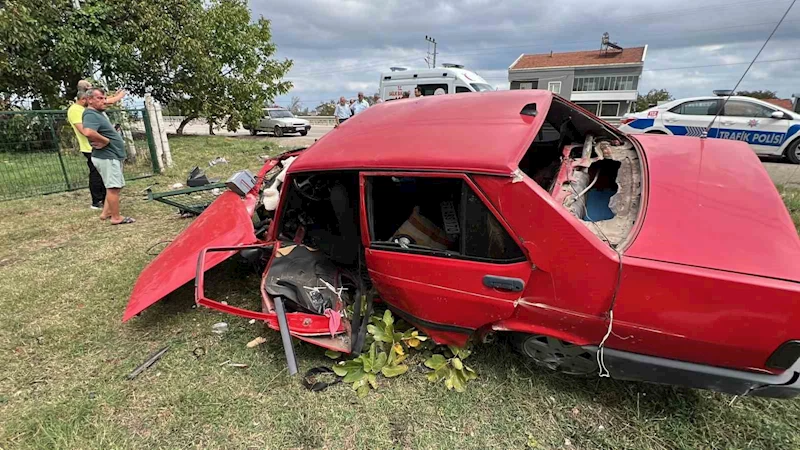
664,118,677,123
483,275,524,292
720,120,735,126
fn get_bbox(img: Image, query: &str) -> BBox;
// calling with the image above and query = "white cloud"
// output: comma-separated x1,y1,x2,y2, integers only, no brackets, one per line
254,0,800,106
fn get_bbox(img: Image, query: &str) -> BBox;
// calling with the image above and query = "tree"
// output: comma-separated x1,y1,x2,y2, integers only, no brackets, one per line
0,0,292,133
289,96,303,115
736,90,778,100
635,89,673,112
316,100,336,116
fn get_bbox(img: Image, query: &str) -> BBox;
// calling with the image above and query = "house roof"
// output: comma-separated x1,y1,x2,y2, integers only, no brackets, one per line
763,98,793,110
510,46,647,71
288,90,553,176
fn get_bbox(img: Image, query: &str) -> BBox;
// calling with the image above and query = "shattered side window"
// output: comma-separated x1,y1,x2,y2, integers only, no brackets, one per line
463,188,524,261
368,176,525,262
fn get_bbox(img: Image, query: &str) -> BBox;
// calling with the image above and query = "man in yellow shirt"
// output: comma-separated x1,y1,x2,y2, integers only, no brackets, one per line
68,88,106,209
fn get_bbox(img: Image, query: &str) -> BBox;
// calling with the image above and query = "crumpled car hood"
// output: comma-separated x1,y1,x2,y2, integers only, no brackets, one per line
123,191,259,321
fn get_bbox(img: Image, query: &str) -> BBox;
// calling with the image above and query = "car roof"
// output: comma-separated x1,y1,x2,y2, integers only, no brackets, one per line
657,95,785,110
289,90,553,175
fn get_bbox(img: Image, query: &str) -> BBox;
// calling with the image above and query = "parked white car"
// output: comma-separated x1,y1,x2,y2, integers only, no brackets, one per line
619,95,800,163
247,108,311,137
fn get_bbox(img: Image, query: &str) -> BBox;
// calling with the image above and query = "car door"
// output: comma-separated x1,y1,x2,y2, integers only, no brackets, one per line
660,98,721,137
718,99,790,155
259,110,272,130
360,172,532,345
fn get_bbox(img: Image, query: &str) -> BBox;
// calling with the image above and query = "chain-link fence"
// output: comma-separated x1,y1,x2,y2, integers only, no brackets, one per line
0,109,159,201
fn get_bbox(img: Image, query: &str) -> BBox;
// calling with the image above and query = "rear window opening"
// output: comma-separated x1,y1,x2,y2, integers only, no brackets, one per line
519,98,642,247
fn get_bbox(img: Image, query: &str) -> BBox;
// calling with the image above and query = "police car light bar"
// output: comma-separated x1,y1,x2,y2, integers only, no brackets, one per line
713,90,735,97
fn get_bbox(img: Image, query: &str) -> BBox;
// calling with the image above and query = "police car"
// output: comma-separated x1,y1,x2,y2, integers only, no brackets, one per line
619,92,800,164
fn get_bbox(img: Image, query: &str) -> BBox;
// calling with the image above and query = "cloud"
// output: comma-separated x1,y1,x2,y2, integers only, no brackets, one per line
252,0,800,108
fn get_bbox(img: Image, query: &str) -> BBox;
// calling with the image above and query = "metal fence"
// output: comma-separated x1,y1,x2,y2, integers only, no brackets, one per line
0,108,159,201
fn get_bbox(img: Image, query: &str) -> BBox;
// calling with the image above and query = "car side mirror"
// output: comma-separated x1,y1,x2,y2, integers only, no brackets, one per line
771,110,788,119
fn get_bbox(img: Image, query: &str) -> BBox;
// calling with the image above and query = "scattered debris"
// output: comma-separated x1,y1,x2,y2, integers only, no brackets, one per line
170,183,184,189
564,438,573,447
248,319,256,325
209,156,229,166
127,346,169,380
211,188,222,196
192,347,205,359
219,360,249,368
211,322,228,334
246,336,267,348
187,166,219,187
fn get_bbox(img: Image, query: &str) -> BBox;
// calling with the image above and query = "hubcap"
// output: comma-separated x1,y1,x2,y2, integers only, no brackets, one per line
794,142,800,159
522,335,597,375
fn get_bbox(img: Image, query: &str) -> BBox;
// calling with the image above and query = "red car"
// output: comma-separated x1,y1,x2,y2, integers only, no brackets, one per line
125,90,800,398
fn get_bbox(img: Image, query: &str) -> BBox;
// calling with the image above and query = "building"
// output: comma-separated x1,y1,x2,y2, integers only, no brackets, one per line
508,35,647,121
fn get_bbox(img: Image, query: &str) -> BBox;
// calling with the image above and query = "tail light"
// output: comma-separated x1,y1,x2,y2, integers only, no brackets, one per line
619,117,636,125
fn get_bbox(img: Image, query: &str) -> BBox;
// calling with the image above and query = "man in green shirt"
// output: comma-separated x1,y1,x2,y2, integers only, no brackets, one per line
82,88,135,225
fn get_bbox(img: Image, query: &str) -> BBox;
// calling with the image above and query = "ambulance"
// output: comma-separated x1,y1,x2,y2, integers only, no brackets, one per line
619,91,800,164
378,64,494,101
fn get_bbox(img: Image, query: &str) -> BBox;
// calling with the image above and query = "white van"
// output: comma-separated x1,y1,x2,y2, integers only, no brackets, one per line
378,64,494,101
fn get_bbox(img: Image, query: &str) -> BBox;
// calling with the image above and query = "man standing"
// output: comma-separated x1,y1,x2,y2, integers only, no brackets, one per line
352,92,370,116
82,88,135,225
67,88,105,209
333,97,351,126
372,93,383,104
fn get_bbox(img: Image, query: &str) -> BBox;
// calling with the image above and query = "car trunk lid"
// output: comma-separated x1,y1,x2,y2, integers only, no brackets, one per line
626,134,800,282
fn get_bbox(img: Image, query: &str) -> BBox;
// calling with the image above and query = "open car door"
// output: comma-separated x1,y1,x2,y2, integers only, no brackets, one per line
361,172,533,345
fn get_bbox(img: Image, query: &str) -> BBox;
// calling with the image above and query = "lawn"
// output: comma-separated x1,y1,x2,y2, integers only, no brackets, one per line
1,135,799,450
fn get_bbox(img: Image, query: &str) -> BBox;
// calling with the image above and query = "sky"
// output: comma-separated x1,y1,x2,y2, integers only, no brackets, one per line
251,0,800,110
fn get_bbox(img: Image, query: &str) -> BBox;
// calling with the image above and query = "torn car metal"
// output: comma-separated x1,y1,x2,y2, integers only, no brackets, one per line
126,90,800,398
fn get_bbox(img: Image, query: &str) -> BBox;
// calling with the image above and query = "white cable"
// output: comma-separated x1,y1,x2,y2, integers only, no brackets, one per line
596,310,614,377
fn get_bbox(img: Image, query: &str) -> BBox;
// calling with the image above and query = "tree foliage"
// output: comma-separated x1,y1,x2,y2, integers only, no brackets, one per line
0,0,292,132
735,90,778,100
315,100,336,116
635,88,673,112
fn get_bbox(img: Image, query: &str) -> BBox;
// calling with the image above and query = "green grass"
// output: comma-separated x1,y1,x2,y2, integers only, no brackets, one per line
0,136,799,449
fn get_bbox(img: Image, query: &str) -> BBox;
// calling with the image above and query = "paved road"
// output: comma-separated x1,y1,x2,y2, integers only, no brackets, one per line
170,122,800,186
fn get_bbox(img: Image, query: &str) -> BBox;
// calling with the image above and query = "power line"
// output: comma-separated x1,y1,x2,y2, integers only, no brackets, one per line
704,0,797,136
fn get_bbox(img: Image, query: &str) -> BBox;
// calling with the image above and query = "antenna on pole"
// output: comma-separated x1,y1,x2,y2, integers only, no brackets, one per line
425,35,438,68
703,0,796,138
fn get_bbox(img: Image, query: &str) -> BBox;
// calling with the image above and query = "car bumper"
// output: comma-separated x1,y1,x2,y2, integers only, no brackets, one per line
589,346,800,398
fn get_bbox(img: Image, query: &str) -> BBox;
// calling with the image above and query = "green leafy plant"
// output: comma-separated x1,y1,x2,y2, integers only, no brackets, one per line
329,309,478,396
424,345,477,392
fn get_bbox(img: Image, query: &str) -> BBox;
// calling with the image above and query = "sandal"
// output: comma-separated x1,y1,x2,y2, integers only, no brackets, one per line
111,217,136,225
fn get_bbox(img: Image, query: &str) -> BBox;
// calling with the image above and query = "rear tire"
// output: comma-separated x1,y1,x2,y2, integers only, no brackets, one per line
785,139,800,164
299,130,308,136
512,333,598,375
249,128,257,136
274,126,284,137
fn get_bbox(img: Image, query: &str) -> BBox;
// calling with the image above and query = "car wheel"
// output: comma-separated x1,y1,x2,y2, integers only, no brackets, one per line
299,130,308,136
513,333,598,375
274,126,284,137
249,128,257,136
786,138,800,164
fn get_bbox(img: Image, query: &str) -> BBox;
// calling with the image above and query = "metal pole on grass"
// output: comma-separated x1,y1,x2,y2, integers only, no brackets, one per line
274,296,299,376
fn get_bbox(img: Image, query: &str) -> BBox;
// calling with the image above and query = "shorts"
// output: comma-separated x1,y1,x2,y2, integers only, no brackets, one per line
91,157,125,188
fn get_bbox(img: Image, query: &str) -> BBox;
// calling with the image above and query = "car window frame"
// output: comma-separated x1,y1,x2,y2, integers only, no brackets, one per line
669,99,721,116
360,171,528,264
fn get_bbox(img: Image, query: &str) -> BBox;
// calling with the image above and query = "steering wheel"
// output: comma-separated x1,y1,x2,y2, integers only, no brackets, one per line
292,175,329,202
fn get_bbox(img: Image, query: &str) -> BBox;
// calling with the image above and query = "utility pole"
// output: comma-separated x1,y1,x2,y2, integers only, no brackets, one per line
425,35,437,68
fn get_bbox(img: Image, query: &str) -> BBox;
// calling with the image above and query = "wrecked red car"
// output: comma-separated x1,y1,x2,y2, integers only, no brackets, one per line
125,90,800,398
